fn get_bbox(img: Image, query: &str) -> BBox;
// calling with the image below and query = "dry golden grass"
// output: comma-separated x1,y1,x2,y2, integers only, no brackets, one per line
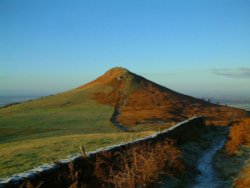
85,67,248,127
77,67,128,90
222,118,250,188
234,164,250,188
225,118,250,155
93,139,183,188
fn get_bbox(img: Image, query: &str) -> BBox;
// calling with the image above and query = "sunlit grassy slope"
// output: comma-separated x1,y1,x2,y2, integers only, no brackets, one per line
0,131,154,177
0,87,123,177
0,88,118,143
0,87,156,177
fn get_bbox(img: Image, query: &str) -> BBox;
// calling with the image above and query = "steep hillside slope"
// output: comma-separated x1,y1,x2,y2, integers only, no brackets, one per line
76,67,248,127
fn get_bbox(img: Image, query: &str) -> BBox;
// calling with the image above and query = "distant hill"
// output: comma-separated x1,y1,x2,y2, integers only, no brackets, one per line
0,67,248,132
77,67,248,127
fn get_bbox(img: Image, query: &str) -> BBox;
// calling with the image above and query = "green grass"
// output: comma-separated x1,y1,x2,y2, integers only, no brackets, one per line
0,131,154,177
0,88,118,143
0,87,157,178
0,103,116,143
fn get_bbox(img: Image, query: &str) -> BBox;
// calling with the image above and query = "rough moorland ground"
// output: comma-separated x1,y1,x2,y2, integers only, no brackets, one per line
213,118,250,187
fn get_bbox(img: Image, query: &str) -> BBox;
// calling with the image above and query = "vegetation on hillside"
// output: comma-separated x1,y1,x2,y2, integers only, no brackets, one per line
213,118,250,187
0,131,154,177
91,67,247,127
225,118,250,187
0,67,249,179
225,118,250,155
234,162,250,188
67,138,183,188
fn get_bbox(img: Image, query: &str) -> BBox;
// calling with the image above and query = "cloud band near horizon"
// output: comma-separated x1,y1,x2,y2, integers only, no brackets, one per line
212,68,250,79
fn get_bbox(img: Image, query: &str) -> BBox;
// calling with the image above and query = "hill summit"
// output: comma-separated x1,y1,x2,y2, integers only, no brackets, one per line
78,67,129,89
76,67,247,127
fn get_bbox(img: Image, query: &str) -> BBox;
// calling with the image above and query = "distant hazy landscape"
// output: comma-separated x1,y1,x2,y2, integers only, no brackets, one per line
207,97,250,111
2,94,250,111
0,96,42,107
224,102,250,111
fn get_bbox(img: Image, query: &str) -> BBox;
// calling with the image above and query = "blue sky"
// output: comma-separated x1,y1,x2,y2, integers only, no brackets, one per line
1,0,250,97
